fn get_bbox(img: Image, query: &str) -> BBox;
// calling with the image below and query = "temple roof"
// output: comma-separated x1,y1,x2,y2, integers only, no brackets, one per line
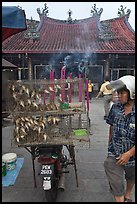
2,13,135,54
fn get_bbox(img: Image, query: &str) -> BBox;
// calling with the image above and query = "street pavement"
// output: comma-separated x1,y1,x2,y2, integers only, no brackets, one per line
2,98,135,202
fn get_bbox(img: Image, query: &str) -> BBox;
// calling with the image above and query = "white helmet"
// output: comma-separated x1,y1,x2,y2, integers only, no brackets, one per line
106,75,135,99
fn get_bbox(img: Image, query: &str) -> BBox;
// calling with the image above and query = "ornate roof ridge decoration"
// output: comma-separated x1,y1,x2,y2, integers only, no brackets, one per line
90,4,103,18
67,9,73,24
117,5,134,32
37,3,49,20
64,9,89,24
36,3,103,24
41,15,98,25
98,21,114,41
24,17,40,40
117,5,131,19
98,5,132,41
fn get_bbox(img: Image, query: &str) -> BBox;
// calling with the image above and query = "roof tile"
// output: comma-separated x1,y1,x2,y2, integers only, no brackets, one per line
2,15,135,54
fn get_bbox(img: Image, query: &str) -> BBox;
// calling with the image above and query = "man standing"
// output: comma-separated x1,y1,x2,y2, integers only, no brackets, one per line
96,76,113,119
104,75,135,202
88,80,94,101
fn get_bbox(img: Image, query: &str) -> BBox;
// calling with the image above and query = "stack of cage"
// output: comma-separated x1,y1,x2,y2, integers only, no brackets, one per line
6,78,89,146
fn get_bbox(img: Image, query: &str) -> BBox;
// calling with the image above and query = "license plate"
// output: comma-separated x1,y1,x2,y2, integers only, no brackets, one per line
40,164,54,175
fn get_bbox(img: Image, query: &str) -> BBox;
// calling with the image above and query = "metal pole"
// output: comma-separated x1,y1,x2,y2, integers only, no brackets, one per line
22,54,25,79
30,147,37,188
24,147,37,188
69,145,79,187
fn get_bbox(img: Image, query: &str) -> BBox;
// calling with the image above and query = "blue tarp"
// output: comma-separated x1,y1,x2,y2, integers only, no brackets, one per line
2,6,27,41
2,158,24,187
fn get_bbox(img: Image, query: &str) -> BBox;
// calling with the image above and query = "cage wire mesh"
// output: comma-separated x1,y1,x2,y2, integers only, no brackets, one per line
6,78,90,147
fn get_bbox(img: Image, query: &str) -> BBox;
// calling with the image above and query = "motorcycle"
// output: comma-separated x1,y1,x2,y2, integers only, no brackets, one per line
36,144,77,202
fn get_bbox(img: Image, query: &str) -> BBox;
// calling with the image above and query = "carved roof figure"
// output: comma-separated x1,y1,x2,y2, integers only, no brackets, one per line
67,9,73,23
42,3,49,16
117,5,127,16
126,9,131,15
90,4,103,17
37,8,42,20
126,9,131,19
24,18,40,39
37,3,49,20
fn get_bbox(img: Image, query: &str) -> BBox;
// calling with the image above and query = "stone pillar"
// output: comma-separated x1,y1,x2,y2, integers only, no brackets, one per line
18,68,21,80
104,58,110,77
28,57,32,80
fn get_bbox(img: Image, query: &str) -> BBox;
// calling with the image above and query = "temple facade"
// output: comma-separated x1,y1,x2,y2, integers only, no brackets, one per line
2,3,135,90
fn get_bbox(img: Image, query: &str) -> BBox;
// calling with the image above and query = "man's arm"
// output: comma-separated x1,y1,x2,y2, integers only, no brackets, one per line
127,146,135,157
96,91,102,98
96,84,104,98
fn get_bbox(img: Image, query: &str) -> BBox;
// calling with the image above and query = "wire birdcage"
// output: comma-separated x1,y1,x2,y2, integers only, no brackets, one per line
6,78,90,147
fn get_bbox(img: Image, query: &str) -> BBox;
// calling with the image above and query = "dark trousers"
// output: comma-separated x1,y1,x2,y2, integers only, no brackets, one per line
89,92,93,100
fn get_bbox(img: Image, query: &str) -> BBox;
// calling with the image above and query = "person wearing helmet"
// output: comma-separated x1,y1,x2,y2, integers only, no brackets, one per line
104,75,135,202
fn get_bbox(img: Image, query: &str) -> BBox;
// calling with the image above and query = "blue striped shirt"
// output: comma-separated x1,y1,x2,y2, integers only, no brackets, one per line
106,102,135,167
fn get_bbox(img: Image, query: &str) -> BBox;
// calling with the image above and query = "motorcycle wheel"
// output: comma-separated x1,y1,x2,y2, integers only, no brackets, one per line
45,178,58,202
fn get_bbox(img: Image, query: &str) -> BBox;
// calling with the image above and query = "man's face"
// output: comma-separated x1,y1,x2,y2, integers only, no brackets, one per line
118,90,129,104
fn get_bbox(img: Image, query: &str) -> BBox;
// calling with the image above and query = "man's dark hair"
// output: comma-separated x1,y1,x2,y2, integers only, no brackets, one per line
104,76,110,81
